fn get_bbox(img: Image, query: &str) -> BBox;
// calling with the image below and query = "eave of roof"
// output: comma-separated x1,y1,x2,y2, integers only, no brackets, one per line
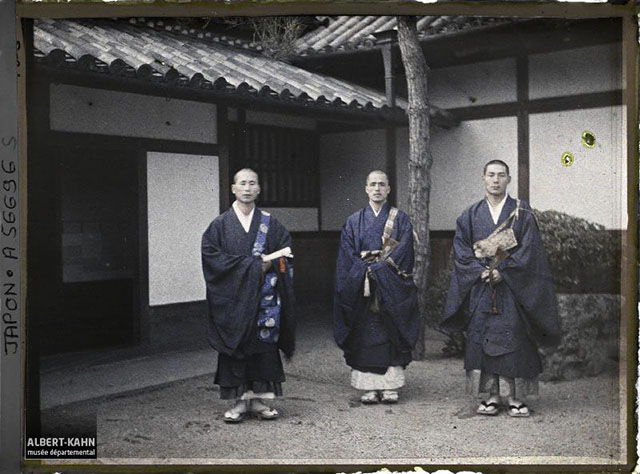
294,15,514,56
33,18,403,119
33,18,460,128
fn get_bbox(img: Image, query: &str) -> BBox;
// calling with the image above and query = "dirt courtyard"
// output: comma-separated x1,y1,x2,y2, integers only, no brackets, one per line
82,324,624,466
39,308,625,468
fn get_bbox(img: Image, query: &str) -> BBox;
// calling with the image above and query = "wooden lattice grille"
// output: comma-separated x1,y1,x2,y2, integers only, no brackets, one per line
229,122,320,207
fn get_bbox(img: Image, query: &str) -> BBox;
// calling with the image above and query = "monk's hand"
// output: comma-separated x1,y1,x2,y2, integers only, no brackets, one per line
481,270,490,282
490,269,503,283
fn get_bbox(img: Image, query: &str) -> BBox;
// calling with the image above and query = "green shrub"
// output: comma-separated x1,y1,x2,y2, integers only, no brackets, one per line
539,294,619,381
534,209,620,293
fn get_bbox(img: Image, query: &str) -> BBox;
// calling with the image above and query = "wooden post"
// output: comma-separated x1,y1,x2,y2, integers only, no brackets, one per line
517,55,530,201
137,150,150,346
218,105,230,211
377,32,399,207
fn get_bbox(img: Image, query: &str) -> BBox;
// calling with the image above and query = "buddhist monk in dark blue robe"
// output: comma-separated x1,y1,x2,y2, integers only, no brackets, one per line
334,170,420,405
442,160,561,417
202,169,295,423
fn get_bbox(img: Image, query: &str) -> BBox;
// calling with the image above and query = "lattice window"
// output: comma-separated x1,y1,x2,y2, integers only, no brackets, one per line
229,122,319,207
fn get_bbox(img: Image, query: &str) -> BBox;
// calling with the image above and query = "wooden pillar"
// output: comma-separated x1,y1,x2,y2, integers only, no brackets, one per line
517,55,530,201
217,105,230,211
136,150,150,346
377,31,399,206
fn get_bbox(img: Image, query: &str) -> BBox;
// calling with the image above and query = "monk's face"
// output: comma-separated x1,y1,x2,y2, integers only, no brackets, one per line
231,170,260,204
365,171,390,204
483,163,511,198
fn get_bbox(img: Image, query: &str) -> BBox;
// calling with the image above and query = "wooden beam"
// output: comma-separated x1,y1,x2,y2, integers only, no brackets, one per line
526,90,624,113
17,2,633,20
43,131,219,156
449,90,624,121
34,64,406,126
431,106,459,129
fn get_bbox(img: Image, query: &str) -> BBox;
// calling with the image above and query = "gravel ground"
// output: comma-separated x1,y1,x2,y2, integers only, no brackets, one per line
91,318,622,465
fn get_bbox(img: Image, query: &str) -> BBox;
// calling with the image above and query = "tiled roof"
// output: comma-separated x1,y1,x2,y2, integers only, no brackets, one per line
33,18,400,114
295,16,513,55
128,17,265,53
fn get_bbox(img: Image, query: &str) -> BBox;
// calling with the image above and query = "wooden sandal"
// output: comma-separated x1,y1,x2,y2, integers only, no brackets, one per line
223,407,246,423
380,390,399,404
477,400,500,416
360,391,380,404
250,400,279,420
508,403,530,418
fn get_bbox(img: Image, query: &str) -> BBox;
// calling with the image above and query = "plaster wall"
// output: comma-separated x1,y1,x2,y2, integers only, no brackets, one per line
50,84,217,143
529,43,622,100
147,152,219,306
429,58,517,109
431,117,519,232
396,118,518,231
529,106,626,229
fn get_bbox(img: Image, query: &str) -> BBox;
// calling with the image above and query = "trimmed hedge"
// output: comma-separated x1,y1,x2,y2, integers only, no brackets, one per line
540,294,620,381
534,209,620,293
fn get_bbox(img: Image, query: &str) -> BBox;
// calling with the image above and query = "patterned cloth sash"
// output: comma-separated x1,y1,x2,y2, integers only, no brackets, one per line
473,199,521,260
383,207,398,242
362,207,399,297
473,199,520,315
252,211,280,344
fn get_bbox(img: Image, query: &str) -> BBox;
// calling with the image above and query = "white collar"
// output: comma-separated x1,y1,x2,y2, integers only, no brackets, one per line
232,201,255,233
486,194,508,225
369,202,385,217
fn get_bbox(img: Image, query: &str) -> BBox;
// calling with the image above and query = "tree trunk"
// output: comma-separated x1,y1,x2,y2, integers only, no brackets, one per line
397,16,432,360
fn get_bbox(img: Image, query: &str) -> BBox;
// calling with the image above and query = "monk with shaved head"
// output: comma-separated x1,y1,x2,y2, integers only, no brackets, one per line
333,170,420,405
202,168,295,423
442,160,561,418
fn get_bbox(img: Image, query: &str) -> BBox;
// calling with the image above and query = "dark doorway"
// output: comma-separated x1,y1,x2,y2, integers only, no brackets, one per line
28,144,139,355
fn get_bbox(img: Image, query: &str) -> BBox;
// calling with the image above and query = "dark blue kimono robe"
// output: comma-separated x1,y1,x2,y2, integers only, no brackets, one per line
333,203,420,374
442,196,561,382
201,207,295,399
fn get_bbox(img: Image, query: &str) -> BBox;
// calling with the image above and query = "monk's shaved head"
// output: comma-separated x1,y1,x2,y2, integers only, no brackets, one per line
483,160,510,176
233,168,259,184
366,170,389,185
